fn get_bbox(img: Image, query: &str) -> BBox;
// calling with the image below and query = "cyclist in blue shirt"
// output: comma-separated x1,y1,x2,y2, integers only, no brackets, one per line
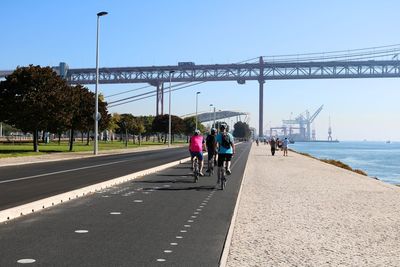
216,123,235,179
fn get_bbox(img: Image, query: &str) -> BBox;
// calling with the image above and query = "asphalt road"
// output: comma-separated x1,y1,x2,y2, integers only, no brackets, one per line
0,142,251,266
0,147,190,210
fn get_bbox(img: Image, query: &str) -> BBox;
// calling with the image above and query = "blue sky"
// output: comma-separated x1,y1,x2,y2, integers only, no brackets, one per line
1,0,400,140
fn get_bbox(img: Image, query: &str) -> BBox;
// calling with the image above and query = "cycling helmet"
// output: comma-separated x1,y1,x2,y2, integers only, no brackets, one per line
211,128,216,135
194,129,201,135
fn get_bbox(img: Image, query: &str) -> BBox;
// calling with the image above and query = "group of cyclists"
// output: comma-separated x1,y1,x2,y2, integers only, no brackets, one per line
188,123,235,186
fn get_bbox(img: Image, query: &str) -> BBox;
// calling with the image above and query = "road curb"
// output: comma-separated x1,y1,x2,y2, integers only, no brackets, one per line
0,156,192,223
219,142,252,267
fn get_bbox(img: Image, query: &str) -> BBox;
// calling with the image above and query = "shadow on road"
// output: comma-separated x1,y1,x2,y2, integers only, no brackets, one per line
155,185,216,191
156,174,193,177
133,179,195,184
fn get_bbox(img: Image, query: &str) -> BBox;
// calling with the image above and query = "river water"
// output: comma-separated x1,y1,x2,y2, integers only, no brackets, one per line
289,141,400,185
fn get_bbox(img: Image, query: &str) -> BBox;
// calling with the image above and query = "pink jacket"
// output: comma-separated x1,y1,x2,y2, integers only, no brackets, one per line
189,135,204,152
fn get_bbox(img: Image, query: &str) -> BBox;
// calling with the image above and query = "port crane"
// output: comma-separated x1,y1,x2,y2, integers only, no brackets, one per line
282,105,324,141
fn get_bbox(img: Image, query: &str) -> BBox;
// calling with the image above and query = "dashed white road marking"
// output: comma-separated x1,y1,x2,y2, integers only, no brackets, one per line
164,250,173,253
191,216,197,219
180,230,187,233
156,259,166,262
17,259,36,264
133,200,143,203
188,220,194,223
176,236,183,239
184,225,191,228
194,212,199,215
75,230,89,233
110,212,121,215
170,242,178,246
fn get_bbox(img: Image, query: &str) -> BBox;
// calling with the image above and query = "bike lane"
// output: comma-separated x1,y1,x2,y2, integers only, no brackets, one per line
0,142,251,266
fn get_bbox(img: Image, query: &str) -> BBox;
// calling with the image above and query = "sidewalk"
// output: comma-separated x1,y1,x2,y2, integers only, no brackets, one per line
226,143,400,266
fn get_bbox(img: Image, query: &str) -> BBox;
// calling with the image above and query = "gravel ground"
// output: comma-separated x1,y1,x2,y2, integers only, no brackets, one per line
226,143,400,267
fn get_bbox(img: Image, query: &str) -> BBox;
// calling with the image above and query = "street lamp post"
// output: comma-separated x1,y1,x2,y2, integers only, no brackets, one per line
213,107,216,129
209,104,213,129
94,11,108,155
168,70,175,147
195,92,201,130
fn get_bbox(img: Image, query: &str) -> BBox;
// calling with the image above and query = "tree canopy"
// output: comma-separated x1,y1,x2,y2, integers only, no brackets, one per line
0,65,110,151
0,65,69,151
233,121,251,139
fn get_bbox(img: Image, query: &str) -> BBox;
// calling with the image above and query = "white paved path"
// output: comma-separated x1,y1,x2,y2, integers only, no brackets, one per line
226,143,400,267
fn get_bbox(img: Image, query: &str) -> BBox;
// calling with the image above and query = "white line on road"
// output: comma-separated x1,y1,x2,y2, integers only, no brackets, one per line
17,259,36,264
0,159,131,185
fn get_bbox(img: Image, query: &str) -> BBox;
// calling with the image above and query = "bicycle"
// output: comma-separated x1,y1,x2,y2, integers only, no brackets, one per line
218,160,228,190
208,155,215,176
193,157,199,183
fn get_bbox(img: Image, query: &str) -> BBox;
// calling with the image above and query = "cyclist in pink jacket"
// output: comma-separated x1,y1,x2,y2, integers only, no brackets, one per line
189,129,206,176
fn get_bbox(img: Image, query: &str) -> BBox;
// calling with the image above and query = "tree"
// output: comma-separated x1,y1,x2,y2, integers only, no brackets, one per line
119,113,135,139
141,115,154,141
132,116,145,145
183,117,196,142
233,121,251,139
98,94,111,133
0,65,69,152
183,116,206,142
109,113,121,141
66,85,110,151
75,91,109,146
152,115,184,143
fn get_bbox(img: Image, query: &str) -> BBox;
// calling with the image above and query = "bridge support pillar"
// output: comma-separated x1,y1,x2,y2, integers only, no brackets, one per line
160,83,164,115
258,79,264,137
155,82,164,116
258,56,265,137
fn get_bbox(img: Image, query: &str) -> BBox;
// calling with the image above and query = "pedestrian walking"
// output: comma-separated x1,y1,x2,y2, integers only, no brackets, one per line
269,137,276,156
282,137,289,156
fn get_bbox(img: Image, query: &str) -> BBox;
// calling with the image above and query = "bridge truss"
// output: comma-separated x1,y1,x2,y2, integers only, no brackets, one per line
66,60,400,85
2,44,400,136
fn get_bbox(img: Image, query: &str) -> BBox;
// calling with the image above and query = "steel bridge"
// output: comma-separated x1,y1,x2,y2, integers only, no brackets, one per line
2,48,400,136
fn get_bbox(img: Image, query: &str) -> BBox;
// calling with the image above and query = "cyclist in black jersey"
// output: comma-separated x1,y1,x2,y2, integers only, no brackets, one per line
205,128,217,173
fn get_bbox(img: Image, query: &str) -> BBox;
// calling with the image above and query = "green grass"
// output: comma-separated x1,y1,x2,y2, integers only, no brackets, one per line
0,140,187,158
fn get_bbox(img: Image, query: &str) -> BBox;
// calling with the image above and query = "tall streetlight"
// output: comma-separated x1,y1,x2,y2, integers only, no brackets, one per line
94,11,108,155
209,104,213,129
195,92,201,130
213,107,216,129
168,70,175,147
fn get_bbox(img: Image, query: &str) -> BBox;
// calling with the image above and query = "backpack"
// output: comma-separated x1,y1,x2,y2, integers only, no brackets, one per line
221,133,232,149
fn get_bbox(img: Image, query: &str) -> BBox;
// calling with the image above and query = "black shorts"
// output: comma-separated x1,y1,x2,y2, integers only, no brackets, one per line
217,153,232,167
207,148,216,161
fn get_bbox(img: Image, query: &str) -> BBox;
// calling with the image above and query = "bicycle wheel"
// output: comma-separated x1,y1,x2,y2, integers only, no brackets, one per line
221,161,228,190
194,159,199,183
